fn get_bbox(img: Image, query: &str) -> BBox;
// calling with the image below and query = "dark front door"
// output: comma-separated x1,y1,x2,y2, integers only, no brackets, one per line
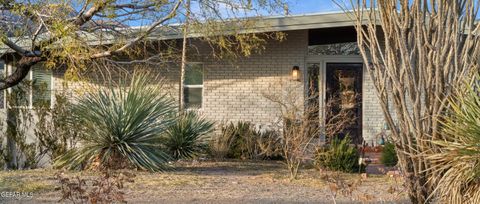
325,63,363,144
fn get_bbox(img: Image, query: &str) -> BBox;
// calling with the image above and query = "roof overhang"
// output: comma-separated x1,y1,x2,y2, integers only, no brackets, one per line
1,11,366,55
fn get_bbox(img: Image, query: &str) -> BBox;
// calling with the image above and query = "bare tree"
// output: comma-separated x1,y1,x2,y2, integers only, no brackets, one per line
0,0,290,169
0,0,288,90
345,0,480,203
179,0,192,110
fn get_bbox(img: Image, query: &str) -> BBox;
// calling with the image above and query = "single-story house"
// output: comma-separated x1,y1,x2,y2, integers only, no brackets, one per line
0,11,386,146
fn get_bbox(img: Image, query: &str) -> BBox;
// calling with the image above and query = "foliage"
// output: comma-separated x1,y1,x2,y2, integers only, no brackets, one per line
4,79,39,169
54,71,175,171
164,111,214,160
0,70,79,169
380,142,397,167
56,170,135,203
0,139,5,169
427,78,480,203
208,121,282,160
0,0,289,90
256,129,283,160
34,91,81,161
281,115,320,180
349,1,480,202
262,79,355,179
228,121,260,159
208,122,237,160
314,136,363,173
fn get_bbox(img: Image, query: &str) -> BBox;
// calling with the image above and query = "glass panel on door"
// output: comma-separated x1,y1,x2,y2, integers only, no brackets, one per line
306,63,321,139
325,63,363,144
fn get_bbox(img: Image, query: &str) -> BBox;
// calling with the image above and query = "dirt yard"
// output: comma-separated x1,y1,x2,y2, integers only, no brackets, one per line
0,160,409,203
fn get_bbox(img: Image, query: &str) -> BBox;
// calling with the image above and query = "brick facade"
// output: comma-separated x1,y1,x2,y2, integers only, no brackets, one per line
202,30,308,124
361,66,386,145
52,29,384,144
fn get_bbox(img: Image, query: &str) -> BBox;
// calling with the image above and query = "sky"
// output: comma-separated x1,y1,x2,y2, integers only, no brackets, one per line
287,0,344,14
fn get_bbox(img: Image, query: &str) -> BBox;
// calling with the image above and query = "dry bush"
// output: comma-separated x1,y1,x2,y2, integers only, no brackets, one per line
322,172,366,203
263,79,356,179
256,129,283,159
262,80,317,179
208,123,237,160
425,78,480,203
345,0,480,202
56,170,135,203
322,170,406,203
208,121,283,160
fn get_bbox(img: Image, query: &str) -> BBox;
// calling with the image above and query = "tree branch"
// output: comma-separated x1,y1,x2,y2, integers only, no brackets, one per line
90,0,182,59
0,56,42,90
1,1,111,90
1,37,39,57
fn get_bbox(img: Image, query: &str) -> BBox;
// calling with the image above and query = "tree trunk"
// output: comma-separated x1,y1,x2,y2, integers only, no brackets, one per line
179,0,191,111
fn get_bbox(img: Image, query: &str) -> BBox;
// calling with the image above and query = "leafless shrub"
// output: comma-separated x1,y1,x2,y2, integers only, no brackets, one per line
322,170,407,203
321,172,366,203
56,170,135,204
263,79,356,179
343,0,480,203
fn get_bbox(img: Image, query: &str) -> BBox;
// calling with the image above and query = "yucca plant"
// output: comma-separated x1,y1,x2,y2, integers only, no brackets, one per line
427,77,480,203
54,71,176,171
164,111,214,160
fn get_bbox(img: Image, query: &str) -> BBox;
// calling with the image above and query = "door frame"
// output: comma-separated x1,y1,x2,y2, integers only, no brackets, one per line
305,55,365,141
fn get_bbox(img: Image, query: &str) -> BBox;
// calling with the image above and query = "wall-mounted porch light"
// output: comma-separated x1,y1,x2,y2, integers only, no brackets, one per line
292,66,300,81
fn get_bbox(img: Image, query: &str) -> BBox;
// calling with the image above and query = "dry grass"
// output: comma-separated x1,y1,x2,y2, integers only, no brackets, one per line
0,170,57,193
0,161,408,203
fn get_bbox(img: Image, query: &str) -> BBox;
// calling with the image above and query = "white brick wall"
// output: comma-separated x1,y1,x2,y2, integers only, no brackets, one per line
362,68,386,145
52,29,384,144
202,30,308,124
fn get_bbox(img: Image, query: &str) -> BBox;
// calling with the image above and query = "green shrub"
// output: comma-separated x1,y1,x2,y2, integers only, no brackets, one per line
35,91,81,161
380,142,398,167
314,136,363,173
164,111,214,160
54,71,175,171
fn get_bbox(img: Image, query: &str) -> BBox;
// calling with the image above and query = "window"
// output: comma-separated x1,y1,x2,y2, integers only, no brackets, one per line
7,64,52,108
32,65,52,107
184,63,203,109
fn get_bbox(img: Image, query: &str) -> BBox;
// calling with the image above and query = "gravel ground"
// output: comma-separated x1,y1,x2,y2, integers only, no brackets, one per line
0,160,410,203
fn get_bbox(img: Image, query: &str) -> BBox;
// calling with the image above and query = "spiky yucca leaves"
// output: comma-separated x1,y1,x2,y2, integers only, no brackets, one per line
428,78,480,203
164,111,214,160
54,71,176,171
